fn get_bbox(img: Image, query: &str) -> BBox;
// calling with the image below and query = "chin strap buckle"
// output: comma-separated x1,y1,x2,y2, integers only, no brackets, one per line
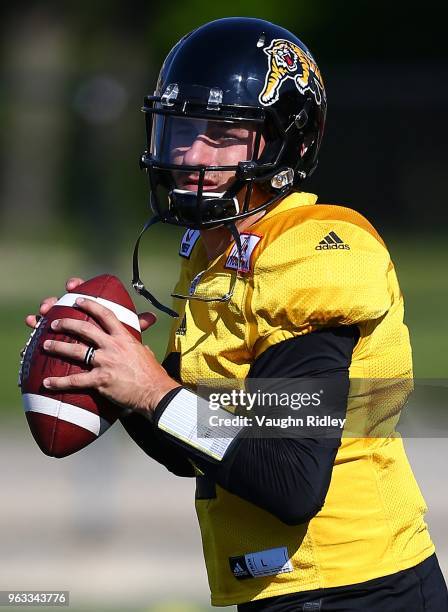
132,280,144,294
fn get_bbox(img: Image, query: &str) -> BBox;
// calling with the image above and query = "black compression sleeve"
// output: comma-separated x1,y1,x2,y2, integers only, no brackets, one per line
155,326,359,523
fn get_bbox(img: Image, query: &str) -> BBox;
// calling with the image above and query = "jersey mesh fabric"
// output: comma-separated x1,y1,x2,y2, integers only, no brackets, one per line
165,192,434,606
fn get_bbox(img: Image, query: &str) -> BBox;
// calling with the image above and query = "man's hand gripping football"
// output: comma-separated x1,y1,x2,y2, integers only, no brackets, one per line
25,278,180,416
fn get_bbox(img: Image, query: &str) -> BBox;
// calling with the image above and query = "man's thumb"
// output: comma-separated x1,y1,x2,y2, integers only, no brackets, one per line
138,312,157,331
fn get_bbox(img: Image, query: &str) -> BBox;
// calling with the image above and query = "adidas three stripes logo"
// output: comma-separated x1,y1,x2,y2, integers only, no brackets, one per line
315,231,350,250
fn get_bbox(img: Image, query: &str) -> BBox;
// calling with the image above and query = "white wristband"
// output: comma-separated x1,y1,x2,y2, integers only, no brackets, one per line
156,388,242,461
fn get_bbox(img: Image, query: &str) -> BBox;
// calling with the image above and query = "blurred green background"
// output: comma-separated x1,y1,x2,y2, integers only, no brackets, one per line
1,1,447,610
1,0,447,414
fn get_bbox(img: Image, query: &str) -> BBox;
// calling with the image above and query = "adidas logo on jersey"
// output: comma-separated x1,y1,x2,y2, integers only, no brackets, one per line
315,231,350,250
229,555,251,579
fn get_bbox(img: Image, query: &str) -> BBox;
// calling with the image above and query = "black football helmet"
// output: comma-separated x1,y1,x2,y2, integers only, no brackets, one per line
140,17,326,230
134,17,326,316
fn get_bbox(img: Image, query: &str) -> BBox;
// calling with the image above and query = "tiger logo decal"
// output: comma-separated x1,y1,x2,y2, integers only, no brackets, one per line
259,39,325,107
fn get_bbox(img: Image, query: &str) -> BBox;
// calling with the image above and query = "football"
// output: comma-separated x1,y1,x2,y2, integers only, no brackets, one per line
19,274,142,457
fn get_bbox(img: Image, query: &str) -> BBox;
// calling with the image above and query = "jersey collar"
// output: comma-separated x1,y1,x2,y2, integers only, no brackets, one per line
262,191,318,221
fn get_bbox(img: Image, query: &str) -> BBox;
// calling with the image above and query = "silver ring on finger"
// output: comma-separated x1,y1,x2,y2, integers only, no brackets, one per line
83,346,96,367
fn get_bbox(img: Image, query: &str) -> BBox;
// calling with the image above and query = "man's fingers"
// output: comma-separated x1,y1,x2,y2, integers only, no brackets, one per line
72,297,122,335
43,371,96,391
43,339,91,364
25,295,58,329
138,312,157,332
24,278,84,331
50,317,106,347
25,315,39,329
40,297,58,315
66,277,85,291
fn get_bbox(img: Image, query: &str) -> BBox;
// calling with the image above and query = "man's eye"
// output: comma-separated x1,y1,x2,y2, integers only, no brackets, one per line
214,132,248,143
225,132,246,140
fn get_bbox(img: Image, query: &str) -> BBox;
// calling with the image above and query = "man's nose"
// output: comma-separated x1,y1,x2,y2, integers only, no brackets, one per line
183,136,216,166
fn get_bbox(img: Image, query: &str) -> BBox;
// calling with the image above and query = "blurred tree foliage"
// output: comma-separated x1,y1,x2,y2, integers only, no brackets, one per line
0,0,446,265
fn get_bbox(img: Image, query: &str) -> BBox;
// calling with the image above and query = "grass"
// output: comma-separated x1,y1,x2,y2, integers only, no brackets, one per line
2,234,447,418
389,239,448,377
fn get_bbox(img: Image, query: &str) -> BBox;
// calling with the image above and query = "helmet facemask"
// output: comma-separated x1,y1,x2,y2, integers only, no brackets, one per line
140,93,304,230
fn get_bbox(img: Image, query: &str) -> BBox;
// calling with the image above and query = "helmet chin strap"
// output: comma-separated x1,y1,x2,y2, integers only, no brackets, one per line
132,216,245,318
226,221,244,275
132,215,179,318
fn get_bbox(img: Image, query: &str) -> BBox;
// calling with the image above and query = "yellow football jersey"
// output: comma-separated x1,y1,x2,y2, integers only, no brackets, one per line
165,192,434,606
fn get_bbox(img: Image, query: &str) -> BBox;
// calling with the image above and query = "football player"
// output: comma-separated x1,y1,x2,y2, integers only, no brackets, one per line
26,18,448,611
